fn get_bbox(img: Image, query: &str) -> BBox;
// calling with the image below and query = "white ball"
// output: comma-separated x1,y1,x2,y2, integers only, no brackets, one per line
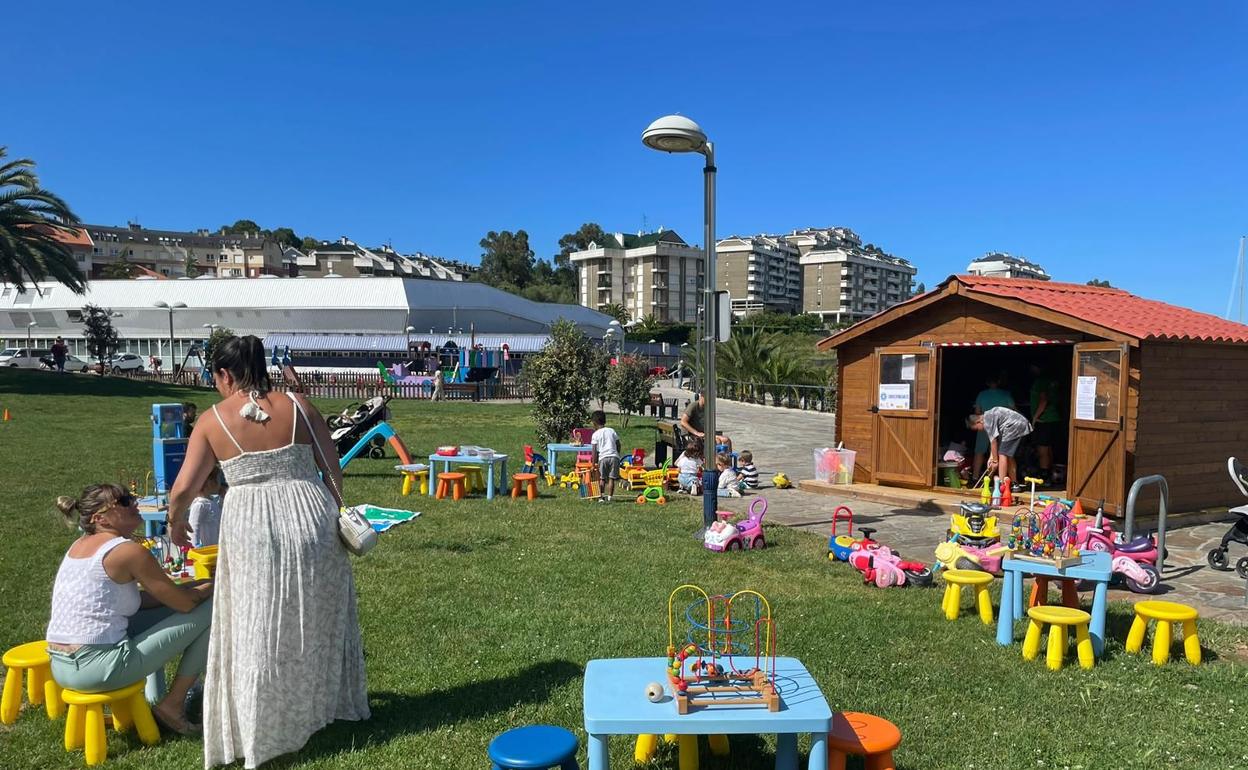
645,682,665,703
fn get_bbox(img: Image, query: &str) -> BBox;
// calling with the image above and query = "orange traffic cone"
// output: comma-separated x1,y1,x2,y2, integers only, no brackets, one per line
2,408,9,421
1070,499,1085,519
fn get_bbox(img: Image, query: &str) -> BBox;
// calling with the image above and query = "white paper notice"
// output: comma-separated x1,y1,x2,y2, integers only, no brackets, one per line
878,383,912,410
1075,376,1097,420
900,354,917,381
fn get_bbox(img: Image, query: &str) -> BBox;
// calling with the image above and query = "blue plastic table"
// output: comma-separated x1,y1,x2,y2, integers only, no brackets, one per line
582,657,832,770
545,443,588,480
427,453,508,500
997,550,1112,656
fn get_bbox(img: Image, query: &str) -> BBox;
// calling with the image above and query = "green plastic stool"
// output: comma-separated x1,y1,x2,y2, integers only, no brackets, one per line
938,462,962,489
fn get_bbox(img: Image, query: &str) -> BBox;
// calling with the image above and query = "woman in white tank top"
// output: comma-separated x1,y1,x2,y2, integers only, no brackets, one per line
46,483,214,736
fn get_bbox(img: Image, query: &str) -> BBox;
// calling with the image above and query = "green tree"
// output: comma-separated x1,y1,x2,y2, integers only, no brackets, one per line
0,147,86,294
478,229,535,289
606,355,653,427
556,222,608,269
1087,279,1113,288
184,251,200,278
220,219,262,235
300,236,320,251
587,344,612,409
270,227,300,248
100,258,138,279
81,304,119,375
520,282,576,304
520,319,594,444
202,326,236,367
914,282,927,295
600,302,629,323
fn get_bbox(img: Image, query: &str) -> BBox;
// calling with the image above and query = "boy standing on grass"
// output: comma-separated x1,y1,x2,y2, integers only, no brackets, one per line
590,410,620,503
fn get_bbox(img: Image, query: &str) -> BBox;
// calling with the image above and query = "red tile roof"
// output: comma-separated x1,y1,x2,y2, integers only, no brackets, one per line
956,275,1248,344
18,224,93,248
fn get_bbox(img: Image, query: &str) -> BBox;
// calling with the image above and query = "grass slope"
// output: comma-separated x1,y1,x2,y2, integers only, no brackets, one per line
0,370,1243,769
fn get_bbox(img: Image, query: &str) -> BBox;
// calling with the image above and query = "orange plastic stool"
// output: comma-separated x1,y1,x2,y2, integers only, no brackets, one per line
435,472,467,500
827,711,902,770
1029,576,1080,610
511,473,539,500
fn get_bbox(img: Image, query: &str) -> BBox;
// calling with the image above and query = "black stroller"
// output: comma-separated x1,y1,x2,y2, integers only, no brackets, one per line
327,396,391,458
1207,456,1248,579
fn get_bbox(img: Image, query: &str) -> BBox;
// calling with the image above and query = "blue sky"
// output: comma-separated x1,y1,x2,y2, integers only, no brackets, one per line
7,1,1246,314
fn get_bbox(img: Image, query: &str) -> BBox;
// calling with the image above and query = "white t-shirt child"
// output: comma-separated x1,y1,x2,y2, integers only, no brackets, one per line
189,494,222,548
590,426,620,460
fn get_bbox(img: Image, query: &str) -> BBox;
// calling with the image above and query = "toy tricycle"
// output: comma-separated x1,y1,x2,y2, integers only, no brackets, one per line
704,498,768,552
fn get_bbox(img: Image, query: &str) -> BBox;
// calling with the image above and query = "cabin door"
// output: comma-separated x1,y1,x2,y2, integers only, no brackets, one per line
1067,342,1130,513
871,346,938,488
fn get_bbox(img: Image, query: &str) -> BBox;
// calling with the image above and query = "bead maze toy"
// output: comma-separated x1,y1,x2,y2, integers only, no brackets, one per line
665,585,779,714
1007,500,1083,569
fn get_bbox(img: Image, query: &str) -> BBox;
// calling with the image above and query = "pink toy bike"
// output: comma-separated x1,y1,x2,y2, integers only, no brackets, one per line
1076,500,1161,594
704,498,768,552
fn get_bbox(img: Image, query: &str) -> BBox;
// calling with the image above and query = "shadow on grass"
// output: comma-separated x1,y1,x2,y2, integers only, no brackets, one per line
263,659,582,768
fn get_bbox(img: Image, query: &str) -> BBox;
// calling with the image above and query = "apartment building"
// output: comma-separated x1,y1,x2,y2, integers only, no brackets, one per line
83,223,284,278
292,237,466,280
569,230,703,323
788,227,916,324
714,234,802,315
967,252,1050,281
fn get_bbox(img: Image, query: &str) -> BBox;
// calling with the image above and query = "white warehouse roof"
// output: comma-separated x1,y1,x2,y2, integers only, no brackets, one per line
0,277,612,340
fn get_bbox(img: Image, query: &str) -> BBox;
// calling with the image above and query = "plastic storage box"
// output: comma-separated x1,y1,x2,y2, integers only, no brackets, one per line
813,448,856,485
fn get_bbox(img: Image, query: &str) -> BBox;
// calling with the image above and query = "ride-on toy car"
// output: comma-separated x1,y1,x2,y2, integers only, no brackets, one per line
704,498,768,552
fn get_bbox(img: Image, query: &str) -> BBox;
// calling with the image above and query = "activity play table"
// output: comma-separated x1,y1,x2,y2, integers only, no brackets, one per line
582,657,832,770
997,550,1112,657
545,442,587,479
427,453,508,500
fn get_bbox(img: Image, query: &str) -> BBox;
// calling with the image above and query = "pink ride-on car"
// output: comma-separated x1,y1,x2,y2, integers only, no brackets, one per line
704,498,768,552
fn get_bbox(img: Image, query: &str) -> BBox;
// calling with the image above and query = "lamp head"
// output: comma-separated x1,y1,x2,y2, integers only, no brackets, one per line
27,321,37,327
153,301,168,309
642,115,708,155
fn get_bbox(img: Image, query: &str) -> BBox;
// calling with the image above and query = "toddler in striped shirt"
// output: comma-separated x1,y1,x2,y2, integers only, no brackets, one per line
738,450,759,490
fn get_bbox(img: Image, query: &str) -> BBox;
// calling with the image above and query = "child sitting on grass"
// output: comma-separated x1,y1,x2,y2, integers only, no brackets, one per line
717,453,746,497
675,440,703,494
188,470,223,548
738,450,759,490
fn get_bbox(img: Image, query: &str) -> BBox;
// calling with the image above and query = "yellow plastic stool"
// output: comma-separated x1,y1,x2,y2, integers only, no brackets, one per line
1,641,62,723
1023,605,1094,671
62,680,160,766
1126,600,1201,665
399,468,429,496
941,569,995,625
634,733,730,766
456,466,485,494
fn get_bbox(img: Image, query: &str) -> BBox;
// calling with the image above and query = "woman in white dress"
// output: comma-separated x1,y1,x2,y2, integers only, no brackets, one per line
169,335,369,768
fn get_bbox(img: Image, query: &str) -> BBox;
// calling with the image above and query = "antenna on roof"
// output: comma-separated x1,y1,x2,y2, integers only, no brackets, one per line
1228,236,1246,322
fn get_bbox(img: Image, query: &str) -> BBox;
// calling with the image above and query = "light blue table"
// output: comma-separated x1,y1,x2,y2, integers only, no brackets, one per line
583,657,832,770
997,550,1112,656
545,442,588,480
427,453,508,500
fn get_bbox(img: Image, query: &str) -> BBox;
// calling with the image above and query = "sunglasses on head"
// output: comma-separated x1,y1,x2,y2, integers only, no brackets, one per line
116,493,136,508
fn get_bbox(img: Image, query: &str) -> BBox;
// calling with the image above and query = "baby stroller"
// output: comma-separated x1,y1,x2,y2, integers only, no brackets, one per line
327,396,391,458
1207,456,1248,579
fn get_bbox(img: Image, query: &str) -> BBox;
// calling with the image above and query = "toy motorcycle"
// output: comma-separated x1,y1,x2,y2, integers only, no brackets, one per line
848,545,933,587
1076,502,1160,594
948,502,1000,548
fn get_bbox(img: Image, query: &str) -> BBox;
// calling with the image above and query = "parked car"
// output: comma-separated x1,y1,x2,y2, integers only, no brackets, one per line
103,353,146,374
39,353,92,372
0,347,52,368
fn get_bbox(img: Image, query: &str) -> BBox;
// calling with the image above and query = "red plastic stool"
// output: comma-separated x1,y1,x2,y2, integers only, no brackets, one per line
1029,576,1080,610
827,711,902,770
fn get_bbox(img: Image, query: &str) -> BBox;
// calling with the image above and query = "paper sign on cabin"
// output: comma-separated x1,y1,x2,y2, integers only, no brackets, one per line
877,383,911,410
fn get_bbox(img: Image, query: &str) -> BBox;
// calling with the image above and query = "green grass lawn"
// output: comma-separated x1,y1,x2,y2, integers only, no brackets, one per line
0,369,1245,770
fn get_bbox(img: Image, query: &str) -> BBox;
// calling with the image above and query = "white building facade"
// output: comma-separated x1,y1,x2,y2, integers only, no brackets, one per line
570,230,703,323
714,235,802,315
966,252,1050,281
789,227,916,324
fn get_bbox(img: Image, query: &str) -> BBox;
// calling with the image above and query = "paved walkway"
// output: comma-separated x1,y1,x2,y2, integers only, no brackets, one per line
653,381,1248,626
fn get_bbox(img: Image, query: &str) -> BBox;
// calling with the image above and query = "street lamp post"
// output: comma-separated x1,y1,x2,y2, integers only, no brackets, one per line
643,114,718,532
154,301,187,379
26,321,37,349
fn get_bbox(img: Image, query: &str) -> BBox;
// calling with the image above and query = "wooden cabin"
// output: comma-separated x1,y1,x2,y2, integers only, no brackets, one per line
817,275,1248,515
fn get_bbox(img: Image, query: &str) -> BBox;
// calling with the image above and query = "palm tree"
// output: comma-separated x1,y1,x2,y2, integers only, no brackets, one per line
0,147,85,293
600,302,629,323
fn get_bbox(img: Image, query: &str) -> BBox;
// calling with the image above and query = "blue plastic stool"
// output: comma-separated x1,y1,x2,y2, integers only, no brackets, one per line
488,725,579,770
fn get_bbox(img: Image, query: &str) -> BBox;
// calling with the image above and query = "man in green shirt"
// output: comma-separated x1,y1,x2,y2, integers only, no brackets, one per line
1029,363,1062,485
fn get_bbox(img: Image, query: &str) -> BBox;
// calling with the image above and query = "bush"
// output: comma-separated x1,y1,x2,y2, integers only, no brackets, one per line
607,356,653,428
521,319,595,444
